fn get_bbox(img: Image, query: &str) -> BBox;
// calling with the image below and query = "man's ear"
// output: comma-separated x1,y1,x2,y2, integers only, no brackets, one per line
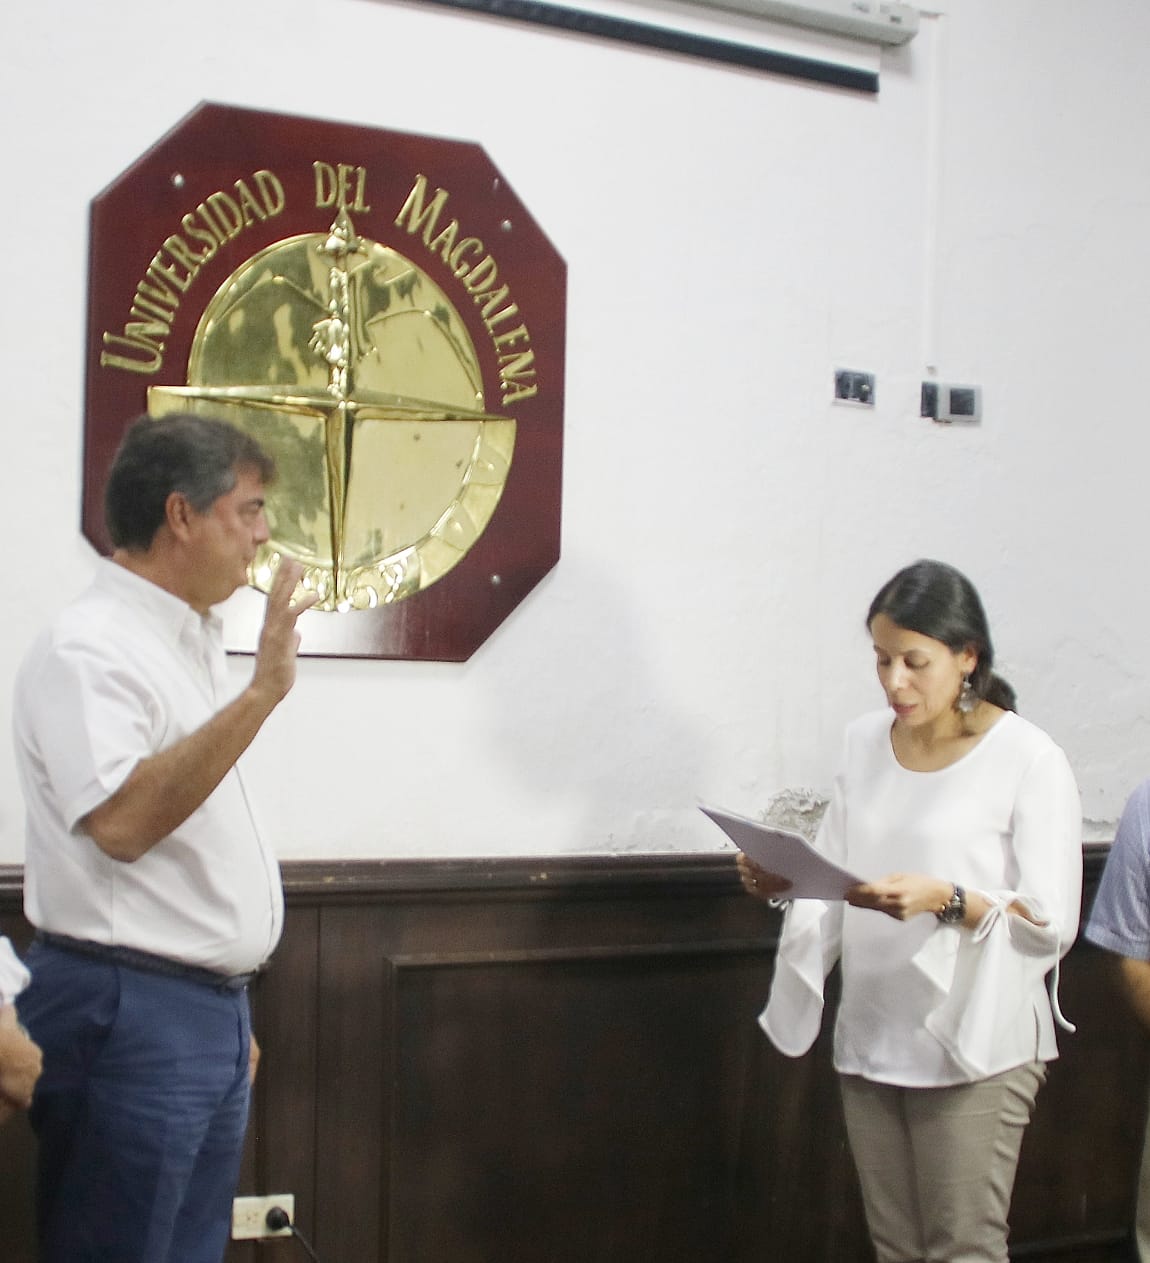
164,491,195,541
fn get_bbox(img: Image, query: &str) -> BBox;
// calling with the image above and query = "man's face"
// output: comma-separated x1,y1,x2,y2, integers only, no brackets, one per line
184,466,270,611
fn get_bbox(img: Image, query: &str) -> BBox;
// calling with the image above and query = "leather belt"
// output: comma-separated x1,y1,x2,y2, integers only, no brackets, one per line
34,931,258,991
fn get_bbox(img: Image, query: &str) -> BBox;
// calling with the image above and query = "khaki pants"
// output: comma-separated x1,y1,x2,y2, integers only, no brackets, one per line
840,1062,1046,1263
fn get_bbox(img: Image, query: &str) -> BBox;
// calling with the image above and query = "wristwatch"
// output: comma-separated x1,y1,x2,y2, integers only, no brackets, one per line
935,883,966,925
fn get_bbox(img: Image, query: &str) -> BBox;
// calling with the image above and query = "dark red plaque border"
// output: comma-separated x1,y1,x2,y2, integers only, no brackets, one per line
84,102,565,661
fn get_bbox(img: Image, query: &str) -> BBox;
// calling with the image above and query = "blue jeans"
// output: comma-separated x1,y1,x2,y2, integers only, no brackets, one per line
18,941,252,1263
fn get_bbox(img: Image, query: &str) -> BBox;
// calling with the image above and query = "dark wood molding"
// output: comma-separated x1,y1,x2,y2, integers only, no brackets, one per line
0,842,1116,905
0,843,1139,1263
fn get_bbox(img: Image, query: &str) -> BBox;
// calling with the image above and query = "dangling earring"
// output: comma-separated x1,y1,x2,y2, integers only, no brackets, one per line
955,674,977,714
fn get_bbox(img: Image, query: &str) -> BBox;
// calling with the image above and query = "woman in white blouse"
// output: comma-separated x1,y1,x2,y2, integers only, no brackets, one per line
741,559,1082,1263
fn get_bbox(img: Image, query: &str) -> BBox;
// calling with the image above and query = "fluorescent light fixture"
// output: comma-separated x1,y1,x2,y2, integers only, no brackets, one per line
687,0,919,45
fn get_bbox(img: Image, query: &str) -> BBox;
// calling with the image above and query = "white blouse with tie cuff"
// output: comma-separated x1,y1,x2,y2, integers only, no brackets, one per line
760,708,1083,1087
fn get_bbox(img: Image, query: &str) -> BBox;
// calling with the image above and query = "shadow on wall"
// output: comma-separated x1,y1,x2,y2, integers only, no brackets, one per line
478,556,704,852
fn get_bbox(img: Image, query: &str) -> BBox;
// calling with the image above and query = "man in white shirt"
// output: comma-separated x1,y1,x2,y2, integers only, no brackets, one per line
13,413,316,1263
0,935,40,1123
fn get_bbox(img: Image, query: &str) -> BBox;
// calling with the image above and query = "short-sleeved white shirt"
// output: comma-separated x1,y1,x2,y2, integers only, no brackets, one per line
13,560,283,975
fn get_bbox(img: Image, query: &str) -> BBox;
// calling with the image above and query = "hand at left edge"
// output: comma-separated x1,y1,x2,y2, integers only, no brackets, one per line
0,1003,43,1117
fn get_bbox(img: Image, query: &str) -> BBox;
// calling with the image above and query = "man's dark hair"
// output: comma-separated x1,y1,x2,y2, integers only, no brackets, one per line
104,413,276,551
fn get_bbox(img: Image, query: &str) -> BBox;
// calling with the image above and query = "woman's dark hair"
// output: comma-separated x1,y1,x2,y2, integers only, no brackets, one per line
105,412,275,550
866,559,1017,712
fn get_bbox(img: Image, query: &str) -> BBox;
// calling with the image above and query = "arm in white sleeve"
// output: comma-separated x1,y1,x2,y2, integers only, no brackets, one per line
759,769,847,1056
919,742,1083,1074
0,938,30,1006
992,741,1083,954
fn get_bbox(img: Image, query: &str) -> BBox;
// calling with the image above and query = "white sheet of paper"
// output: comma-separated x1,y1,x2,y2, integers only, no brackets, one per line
700,804,863,900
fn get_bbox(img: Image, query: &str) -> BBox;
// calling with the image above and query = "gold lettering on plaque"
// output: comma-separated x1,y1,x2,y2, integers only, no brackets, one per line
147,208,516,611
100,170,287,375
313,161,371,213
395,175,537,405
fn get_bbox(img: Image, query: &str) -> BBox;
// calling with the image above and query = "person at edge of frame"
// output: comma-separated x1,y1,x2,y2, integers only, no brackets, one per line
1084,781,1150,1263
0,935,41,1123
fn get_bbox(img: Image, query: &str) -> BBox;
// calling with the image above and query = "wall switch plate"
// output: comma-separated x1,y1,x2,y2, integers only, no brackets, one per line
232,1193,295,1240
921,381,981,423
834,369,875,406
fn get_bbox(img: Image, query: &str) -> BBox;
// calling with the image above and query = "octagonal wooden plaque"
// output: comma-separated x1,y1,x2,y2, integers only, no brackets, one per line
84,102,565,660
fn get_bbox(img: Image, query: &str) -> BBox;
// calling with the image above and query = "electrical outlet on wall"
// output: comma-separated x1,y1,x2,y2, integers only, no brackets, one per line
232,1193,295,1240
834,369,875,406
921,381,982,423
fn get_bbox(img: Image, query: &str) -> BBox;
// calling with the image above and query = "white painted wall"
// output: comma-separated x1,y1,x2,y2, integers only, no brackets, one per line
1,0,1145,860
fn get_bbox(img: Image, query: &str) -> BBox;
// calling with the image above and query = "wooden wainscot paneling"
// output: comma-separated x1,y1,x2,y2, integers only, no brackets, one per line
0,847,1146,1263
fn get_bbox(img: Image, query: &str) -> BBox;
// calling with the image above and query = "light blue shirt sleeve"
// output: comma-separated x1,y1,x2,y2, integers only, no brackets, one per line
1085,780,1150,960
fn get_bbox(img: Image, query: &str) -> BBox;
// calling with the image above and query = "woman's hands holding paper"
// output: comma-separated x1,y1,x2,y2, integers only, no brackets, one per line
737,853,793,903
846,873,953,920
